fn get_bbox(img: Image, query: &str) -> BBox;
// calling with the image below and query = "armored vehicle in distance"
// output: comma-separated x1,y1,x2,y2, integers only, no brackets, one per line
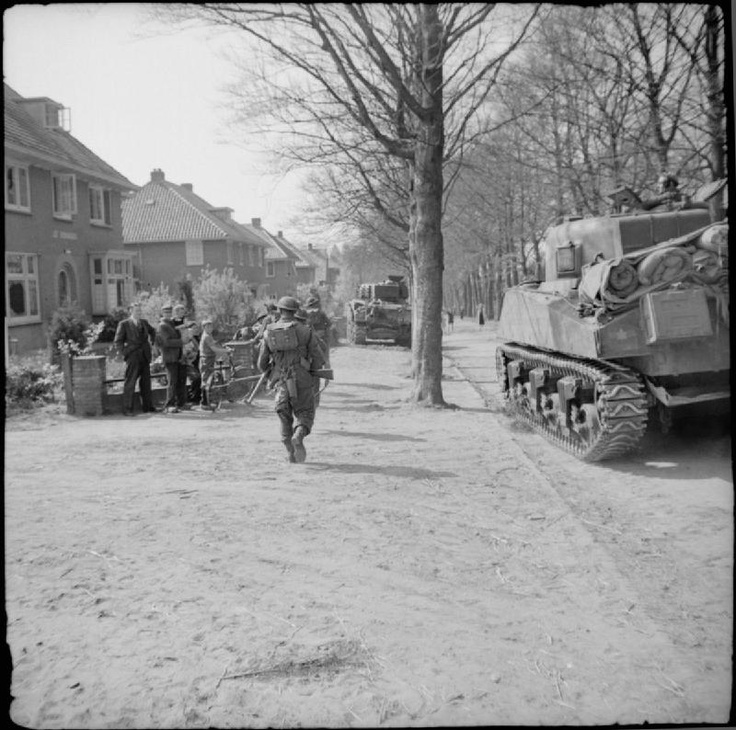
345,275,412,347
496,180,729,461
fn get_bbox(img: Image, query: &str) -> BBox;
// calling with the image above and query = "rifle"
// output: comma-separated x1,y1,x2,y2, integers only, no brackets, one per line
244,369,270,404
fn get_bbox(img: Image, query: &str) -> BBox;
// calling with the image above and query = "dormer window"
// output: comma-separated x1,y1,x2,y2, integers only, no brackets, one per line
17,98,70,131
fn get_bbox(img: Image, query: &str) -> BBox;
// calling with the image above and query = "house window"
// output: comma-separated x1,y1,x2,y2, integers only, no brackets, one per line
239,243,245,267
52,173,77,218
185,239,203,266
5,164,31,212
6,252,41,324
89,185,112,225
227,241,233,265
259,247,265,267
266,261,275,278
248,245,255,267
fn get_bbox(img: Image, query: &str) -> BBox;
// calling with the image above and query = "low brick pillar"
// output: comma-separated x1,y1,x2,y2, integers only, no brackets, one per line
225,340,256,375
60,353,75,414
68,355,107,417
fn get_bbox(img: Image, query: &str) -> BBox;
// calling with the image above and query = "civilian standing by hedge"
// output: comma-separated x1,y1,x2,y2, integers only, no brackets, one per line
114,302,157,416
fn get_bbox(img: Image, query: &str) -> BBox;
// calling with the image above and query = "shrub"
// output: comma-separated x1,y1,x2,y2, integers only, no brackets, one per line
193,266,255,339
97,306,129,343
48,303,89,359
5,362,62,410
137,284,176,324
47,304,104,363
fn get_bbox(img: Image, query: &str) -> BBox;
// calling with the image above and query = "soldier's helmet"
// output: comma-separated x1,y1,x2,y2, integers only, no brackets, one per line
294,308,308,322
277,295,300,312
306,296,320,308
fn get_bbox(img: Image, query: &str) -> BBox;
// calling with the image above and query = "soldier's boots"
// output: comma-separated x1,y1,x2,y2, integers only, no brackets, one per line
291,426,308,463
282,439,297,463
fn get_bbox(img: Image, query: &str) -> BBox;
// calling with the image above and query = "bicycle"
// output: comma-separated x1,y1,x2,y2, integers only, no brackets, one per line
206,353,263,411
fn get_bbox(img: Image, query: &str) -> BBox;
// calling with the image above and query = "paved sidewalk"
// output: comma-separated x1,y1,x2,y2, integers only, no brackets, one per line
441,317,501,405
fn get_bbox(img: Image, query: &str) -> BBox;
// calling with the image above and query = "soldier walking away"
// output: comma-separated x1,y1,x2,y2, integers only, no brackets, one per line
478,304,485,327
258,296,326,463
114,302,157,415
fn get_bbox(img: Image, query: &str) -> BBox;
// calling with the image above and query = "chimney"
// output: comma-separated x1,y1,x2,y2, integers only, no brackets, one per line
181,183,193,192
277,231,283,238
251,217,261,228
151,169,165,182
209,207,232,221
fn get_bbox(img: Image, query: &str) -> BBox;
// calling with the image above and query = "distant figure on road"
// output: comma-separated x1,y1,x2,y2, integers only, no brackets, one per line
478,305,485,327
447,310,455,332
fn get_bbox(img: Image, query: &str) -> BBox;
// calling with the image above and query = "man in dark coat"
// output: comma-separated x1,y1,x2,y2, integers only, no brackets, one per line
258,296,326,463
155,303,186,413
114,302,157,415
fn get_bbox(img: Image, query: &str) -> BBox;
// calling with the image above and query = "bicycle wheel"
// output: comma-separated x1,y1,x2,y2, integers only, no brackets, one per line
209,371,226,411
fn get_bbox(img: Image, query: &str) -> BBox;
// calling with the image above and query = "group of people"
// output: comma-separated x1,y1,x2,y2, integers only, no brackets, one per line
113,302,234,415
113,295,333,465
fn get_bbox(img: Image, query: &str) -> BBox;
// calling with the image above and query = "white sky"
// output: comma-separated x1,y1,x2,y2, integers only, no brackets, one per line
3,3,310,237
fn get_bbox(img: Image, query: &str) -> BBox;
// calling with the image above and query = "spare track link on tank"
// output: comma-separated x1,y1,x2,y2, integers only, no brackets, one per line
496,343,649,462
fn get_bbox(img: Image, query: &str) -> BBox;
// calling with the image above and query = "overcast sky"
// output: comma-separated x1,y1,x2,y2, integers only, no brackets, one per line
4,3,310,237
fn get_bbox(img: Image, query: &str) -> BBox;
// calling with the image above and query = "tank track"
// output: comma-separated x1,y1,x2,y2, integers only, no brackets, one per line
496,343,649,462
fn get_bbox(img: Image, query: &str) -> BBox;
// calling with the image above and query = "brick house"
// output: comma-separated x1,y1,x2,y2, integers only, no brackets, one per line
122,169,271,300
297,243,340,288
4,83,138,354
248,219,309,300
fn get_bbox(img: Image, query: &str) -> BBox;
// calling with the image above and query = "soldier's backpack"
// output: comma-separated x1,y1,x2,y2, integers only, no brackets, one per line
265,322,300,352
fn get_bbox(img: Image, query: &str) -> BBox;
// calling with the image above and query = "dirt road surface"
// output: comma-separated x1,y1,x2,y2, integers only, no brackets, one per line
5,319,732,728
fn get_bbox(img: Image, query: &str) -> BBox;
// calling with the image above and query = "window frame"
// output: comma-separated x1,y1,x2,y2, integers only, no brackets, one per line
5,163,31,212
6,252,41,325
89,184,112,226
185,239,204,266
266,261,275,278
52,173,77,219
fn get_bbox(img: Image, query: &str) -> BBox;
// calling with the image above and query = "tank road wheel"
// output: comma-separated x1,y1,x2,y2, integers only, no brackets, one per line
354,325,367,346
496,344,648,462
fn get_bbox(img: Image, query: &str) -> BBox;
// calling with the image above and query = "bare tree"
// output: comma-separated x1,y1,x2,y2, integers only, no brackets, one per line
157,3,539,406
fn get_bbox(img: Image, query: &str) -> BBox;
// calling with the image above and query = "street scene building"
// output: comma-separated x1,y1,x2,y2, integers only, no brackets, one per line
121,169,271,299
4,83,137,352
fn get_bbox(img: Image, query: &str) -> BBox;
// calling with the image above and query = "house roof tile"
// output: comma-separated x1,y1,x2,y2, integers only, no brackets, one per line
4,83,136,190
122,174,270,247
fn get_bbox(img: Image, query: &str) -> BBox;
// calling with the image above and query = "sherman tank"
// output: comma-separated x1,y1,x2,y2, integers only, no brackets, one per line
345,275,412,346
496,180,729,461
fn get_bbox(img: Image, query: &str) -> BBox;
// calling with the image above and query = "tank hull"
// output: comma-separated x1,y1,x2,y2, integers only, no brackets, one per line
498,285,730,377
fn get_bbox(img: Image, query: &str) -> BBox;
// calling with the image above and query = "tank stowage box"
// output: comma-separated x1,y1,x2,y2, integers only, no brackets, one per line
496,187,729,461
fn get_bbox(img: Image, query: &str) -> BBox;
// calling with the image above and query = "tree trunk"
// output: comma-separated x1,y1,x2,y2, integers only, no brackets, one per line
409,5,445,405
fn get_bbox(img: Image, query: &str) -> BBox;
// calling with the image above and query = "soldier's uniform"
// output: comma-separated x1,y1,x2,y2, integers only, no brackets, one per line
258,297,326,463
